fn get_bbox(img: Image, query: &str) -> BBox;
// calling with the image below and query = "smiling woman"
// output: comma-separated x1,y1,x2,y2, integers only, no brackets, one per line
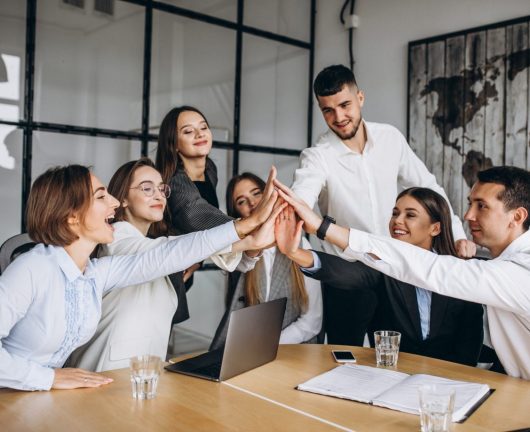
67,159,182,372
274,185,484,366
0,163,280,391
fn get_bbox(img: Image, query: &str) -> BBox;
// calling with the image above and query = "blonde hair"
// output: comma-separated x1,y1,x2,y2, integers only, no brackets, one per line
243,257,308,313
227,172,309,313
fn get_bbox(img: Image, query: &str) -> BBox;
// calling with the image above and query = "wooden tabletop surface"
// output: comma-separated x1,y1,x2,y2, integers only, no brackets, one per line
1,345,528,431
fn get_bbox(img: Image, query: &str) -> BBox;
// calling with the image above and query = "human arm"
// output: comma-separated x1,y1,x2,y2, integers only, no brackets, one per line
274,176,530,313
291,147,327,209
101,200,286,291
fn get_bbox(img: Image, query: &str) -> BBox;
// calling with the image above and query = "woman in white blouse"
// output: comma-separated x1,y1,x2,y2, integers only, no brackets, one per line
210,172,322,350
0,164,281,391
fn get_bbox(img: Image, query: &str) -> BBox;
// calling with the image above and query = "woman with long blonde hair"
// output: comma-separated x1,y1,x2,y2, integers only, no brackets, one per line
210,172,322,349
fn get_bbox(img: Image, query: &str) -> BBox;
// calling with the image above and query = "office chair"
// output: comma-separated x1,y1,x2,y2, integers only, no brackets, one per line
0,233,36,274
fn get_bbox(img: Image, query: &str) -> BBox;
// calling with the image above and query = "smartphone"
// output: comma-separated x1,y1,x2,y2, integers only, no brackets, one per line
331,350,357,363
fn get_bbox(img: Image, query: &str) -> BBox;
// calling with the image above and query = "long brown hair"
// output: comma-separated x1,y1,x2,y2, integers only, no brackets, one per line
396,187,457,257
155,105,209,183
227,172,308,312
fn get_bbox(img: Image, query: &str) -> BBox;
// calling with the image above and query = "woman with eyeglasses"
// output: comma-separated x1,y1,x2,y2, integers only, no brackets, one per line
0,163,282,390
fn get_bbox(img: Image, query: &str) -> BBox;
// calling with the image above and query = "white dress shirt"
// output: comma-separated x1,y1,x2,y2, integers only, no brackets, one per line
0,222,239,391
292,122,466,257
343,228,530,380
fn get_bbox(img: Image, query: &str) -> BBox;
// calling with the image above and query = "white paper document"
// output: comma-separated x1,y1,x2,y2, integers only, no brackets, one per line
297,364,490,422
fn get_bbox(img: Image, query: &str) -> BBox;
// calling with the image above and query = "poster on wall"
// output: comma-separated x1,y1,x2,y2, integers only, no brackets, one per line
407,16,530,217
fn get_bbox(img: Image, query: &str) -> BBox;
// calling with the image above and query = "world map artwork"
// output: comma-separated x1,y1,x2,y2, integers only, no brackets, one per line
408,19,530,215
420,48,530,187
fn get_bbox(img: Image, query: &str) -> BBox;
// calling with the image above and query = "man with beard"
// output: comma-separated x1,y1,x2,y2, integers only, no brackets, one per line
292,64,475,346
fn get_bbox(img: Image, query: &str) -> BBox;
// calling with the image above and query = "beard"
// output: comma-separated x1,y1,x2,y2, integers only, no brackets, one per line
332,116,362,141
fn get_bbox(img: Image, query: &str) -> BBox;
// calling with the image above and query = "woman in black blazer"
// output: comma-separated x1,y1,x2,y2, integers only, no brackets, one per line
276,187,484,366
155,106,269,323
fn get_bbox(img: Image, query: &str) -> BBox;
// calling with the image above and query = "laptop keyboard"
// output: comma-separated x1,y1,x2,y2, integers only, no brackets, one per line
192,362,222,378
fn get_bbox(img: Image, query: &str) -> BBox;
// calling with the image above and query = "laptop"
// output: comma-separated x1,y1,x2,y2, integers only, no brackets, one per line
165,297,287,382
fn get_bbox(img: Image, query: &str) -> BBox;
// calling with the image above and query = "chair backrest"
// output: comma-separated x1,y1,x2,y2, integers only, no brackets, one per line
0,233,36,274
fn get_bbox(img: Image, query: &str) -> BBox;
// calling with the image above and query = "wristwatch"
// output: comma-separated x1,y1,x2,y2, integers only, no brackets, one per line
316,215,336,240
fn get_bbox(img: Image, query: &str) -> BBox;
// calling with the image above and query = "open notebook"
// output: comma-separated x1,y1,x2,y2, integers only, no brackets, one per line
297,364,491,422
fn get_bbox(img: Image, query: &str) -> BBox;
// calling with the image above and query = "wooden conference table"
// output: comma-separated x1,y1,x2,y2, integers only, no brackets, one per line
1,345,529,431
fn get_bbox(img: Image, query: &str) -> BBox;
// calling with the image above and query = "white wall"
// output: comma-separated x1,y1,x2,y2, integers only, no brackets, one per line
313,0,530,137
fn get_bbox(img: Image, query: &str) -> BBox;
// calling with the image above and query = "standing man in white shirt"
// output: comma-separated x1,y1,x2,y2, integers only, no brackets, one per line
292,64,475,345
275,165,530,380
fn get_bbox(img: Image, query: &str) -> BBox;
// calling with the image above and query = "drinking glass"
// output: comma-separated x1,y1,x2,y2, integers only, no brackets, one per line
418,385,455,432
130,355,162,400
374,330,401,367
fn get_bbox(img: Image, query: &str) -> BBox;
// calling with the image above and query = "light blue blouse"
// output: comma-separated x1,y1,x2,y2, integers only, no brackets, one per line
0,222,238,391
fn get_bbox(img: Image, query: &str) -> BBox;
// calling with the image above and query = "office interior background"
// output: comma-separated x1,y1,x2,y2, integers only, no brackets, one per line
1,0,529,347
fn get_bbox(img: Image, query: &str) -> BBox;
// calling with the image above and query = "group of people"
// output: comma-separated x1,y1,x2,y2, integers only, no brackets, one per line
1,64,529,392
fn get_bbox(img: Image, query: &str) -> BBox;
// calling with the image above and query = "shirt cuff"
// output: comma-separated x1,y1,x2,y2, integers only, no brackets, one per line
25,364,55,391
300,251,322,273
343,228,373,260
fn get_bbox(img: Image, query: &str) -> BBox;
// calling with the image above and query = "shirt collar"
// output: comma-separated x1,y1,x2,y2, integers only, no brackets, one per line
497,230,530,258
51,245,97,282
327,120,373,156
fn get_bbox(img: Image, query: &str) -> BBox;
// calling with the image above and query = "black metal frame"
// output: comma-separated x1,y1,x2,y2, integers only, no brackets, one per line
1,0,316,232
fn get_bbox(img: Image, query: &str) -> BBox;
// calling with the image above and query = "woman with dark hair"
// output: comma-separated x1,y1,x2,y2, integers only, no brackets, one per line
0,164,282,391
155,106,266,323
156,106,267,253
276,187,484,366
209,172,322,350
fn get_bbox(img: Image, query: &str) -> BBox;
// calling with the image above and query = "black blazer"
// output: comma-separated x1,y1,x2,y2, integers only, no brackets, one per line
166,157,232,323
309,251,484,366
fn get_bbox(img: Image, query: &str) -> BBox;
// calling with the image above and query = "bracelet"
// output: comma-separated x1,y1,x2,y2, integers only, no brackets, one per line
234,218,247,239
316,215,336,240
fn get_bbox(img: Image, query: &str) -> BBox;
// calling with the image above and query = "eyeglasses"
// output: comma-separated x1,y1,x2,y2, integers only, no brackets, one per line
130,181,171,198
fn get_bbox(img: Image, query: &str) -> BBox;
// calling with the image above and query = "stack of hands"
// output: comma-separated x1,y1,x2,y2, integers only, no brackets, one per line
54,167,475,390
237,166,477,260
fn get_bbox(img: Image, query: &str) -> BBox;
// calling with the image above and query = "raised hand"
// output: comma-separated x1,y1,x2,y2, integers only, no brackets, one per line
52,368,113,389
249,166,278,225
273,178,322,234
245,198,287,251
455,239,477,258
275,206,303,256
234,166,279,237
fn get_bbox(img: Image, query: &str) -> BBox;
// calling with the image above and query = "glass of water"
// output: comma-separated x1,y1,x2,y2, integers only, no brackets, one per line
418,385,455,432
130,355,162,400
374,330,401,367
